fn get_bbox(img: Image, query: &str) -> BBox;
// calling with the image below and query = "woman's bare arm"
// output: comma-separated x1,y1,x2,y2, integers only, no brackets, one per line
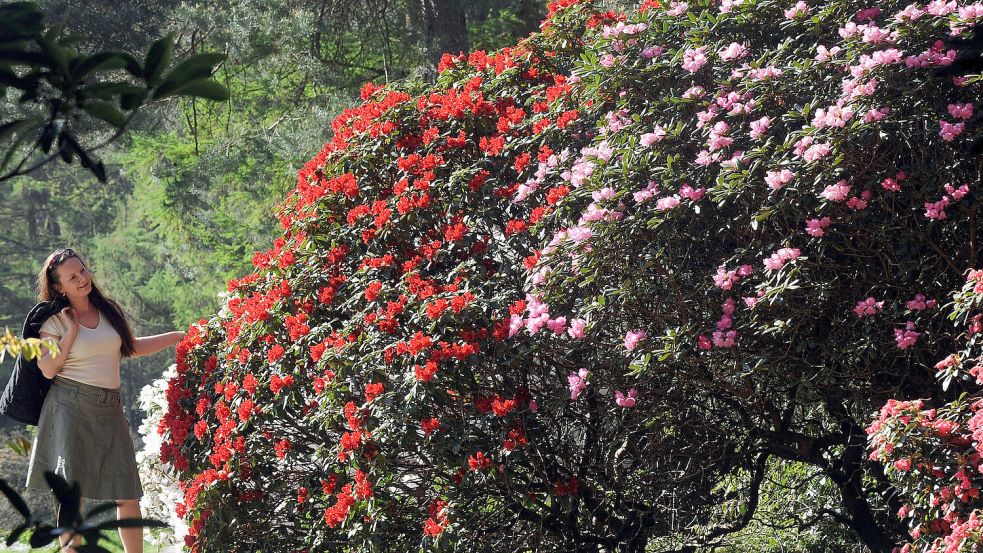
37,330,76,379
132,331,186,357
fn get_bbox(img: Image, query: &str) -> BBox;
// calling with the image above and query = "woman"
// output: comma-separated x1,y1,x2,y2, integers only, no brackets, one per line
26,248,185,553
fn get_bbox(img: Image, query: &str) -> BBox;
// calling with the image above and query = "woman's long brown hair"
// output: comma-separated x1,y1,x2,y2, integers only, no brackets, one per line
36,248,137,357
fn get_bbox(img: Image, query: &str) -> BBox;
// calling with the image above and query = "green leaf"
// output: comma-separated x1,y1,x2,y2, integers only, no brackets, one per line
120,89,147,111
115,52,143,78
162,52,226,84
0,478,31,520
0,67,37,96
83,82,145,104
82,100,126,128
0,117,40,144
43,471,80,524
0,3,43,39
4,522,28,546
28,524,56,547
92,518,169,531
38,119,62,154
143,34,174,85
71,52,127,78
36,36,68,77
155,78,229,101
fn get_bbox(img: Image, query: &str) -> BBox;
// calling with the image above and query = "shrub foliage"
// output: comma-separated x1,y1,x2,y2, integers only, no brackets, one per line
158,0,983,551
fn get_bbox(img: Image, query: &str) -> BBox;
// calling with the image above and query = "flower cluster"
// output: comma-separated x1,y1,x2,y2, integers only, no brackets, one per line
156,0,983,551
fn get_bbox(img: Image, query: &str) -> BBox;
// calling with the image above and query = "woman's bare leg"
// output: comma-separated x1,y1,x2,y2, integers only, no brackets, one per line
116,499,143,553
56,497,82,551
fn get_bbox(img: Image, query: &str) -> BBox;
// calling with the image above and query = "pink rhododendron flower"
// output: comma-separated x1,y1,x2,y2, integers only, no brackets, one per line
697,334,712,350
846,191,871,211
747,66,782,80
508,314,524,338
906,294,937,311
802,142,832,162
666,1,689,16
785,1,809,19
821,180,851,202
601,22,648,38
948,102,973,120
881,175,902,192
934,354,960,374
743,290,765,309
567,318,587,339
895,4,926,22
894,3,925,23
926,0,957,16
924,197,951,219
721,151,744,169
624,329,648,351
944,182,969,200
855,7,881,21
567,225,593,242
812,105,855,128
854,297,883,317
718,42,749,61
568,368,589,400
655,196,681,210
712,330,737,347
547,316,567,335
861,26,894,45
599,54,619,68
763,247,801,271
634,181,660,203
682,85,706,98
641,45,665,59
863,106,890,123
939,119,965,141
815,45,842,62
713,266,740,290
682,46,709,72
640,126,667,146
841,76,878,99
707,121,732,151
765,169,795,190
805,217,832,237
894,321,921,350
615,388,638,408
679,184,705,201
906,41,957,68
592,187,616,202
750,116,772,139
718,0,746,14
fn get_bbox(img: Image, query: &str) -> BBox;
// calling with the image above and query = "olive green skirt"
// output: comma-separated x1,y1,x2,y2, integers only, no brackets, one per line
26,376,143,500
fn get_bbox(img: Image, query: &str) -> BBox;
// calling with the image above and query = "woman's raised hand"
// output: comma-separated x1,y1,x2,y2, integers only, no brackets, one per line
58,306,80,335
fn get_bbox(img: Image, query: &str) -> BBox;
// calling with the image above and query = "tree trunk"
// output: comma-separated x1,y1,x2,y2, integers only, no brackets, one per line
405,0,469,78
830,441,902,553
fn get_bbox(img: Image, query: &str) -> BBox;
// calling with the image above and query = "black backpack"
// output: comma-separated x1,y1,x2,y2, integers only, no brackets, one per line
0,298,67,425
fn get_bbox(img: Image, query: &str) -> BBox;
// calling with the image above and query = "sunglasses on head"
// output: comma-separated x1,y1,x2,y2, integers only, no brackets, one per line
47,249,78,271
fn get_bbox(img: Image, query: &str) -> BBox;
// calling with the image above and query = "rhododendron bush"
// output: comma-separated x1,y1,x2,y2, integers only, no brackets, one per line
868,271,983,553
157,0,983,551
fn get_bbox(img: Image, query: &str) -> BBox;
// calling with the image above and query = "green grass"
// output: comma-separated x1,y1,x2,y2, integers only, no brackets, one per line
0,529,163,553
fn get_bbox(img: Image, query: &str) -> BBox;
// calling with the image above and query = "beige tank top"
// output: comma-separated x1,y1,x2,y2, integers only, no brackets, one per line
39,311,122,389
